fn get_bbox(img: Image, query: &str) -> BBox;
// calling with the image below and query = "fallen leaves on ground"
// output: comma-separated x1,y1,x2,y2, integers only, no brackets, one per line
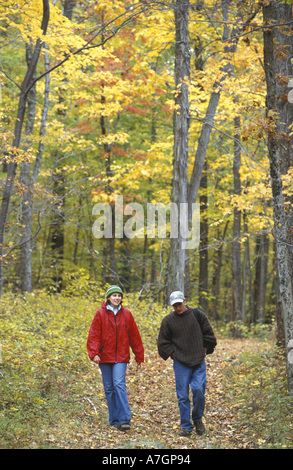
41,337,290,450
1,294,292,449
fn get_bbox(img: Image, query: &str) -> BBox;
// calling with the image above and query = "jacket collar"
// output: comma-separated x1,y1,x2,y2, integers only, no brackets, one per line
101,300,122,315
173,306,192,317
106,304,121,315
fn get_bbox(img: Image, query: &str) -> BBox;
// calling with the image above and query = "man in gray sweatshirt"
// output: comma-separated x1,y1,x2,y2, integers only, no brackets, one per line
157,291,217,437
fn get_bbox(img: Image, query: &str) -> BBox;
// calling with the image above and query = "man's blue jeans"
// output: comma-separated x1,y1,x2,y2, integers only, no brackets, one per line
173,358,206,431
99,363,131,426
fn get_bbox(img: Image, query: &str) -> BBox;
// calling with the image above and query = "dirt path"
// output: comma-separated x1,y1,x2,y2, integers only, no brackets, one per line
75,337,272,449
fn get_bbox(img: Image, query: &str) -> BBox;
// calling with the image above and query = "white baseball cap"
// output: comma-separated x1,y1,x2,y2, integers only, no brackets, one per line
169,290,185,306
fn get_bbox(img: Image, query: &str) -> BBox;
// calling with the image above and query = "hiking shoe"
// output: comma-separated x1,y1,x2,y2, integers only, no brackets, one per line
119,423,130,431
179,429,192,437
194,420,205,435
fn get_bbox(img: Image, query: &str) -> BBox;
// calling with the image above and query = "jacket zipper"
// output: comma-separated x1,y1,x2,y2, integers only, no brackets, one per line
114,314,118,363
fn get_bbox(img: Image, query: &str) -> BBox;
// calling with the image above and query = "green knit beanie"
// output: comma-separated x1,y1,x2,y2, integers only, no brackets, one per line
106,285,123,298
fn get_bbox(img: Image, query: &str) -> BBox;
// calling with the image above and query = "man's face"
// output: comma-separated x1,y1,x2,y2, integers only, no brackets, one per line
172,299,187,314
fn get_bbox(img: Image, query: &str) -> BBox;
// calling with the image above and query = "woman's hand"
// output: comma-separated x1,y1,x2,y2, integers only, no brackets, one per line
93,355,101,364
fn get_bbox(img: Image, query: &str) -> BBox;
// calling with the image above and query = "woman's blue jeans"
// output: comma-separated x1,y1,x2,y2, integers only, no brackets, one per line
99,362,131,426
173,358,206,431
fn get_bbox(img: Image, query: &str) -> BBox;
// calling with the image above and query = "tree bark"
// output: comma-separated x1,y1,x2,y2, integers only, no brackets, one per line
232,114,242,334
199,162,209,312
166,0,190,297
18,43,36,293
49,164,65,292
263,1,293,394
212,221,229,321
19,45,50,293
243,212,254,325
253,232,269,323
0,0,50,298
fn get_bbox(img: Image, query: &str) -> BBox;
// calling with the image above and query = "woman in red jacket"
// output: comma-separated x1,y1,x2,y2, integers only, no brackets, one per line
87,285,144,431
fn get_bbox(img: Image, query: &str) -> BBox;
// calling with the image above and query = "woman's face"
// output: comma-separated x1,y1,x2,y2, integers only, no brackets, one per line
108,293,122,307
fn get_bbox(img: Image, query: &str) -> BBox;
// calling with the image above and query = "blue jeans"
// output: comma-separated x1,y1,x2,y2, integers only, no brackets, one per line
99,363,131,426
173,359,206,431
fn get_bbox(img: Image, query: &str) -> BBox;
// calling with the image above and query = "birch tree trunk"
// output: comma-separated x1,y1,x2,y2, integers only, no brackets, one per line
263,1,293,394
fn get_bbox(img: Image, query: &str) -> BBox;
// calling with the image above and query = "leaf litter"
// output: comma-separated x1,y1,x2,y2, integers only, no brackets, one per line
1,294,292,450
41,337,292,449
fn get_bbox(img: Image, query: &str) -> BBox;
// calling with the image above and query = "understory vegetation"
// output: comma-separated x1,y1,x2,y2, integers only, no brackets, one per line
0,290,292,449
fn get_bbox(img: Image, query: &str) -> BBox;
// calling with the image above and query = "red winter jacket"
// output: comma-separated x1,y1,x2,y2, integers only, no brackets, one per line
87,301,144,363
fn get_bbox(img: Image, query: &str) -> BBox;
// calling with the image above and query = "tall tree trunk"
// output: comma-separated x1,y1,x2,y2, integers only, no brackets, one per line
212,221,229,321
49,164,65,292
243,211,254,325
263,1,293,394
0,0,50,298
19,45,50,293
141,117,157,296
199,162,208,312
19,43,36,294
47,0,76,292
166,0,190,298
100,108,118,284
253,232,269,323
232,114,242,335
272,246,285,346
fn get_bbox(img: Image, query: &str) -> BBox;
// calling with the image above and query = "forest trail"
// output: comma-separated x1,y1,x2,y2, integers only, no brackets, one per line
53,337,274,450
